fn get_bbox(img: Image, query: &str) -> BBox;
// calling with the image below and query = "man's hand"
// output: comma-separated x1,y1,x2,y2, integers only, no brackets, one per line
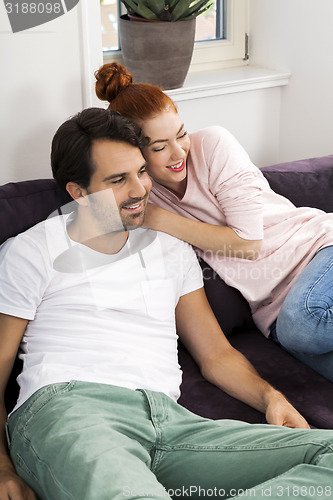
265,391,310,429
176,289,311,430
0,466,37,500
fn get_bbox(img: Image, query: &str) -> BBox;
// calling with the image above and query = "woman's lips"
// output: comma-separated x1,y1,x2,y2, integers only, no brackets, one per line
166,160,185,173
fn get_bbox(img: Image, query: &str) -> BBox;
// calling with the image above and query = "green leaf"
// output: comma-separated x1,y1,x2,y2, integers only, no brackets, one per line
178,0,213,20
136,5,159,19
121,0,139,14
120,0,212,21
142,0,166,17
170,0,191,21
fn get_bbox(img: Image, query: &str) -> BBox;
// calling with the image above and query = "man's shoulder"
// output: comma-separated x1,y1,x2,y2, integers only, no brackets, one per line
153,228,194,251
1,214,68,257
133,228,196,255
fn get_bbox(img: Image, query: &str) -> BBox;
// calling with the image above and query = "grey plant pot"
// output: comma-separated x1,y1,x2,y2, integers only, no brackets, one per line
119,15,196,90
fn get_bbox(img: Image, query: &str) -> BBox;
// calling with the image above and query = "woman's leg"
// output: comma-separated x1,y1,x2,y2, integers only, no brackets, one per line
275,245,333,381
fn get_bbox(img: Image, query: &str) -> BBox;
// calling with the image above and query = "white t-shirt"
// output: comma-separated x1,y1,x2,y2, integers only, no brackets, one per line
0,214,203,412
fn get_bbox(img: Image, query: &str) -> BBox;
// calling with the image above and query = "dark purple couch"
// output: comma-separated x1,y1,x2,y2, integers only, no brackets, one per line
2,155,333,428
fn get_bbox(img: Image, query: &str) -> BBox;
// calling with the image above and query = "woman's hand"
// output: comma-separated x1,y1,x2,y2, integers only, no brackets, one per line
143,203,168,231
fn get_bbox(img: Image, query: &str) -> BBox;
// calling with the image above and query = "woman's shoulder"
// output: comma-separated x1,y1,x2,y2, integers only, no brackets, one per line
189,126,238,153
189,126,239,168
189,125,229,141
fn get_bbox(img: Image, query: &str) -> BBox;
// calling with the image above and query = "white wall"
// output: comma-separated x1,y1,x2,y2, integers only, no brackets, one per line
0,1,102,185
176,86,282,167
1,0,332,184
249,0,333,163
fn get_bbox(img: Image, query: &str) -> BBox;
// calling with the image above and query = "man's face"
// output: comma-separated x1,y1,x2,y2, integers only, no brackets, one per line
86,139,152,233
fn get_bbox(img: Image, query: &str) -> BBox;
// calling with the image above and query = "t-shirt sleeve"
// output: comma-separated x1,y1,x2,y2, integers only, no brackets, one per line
0,235,50,320
201,127,266,240
179,241,203,297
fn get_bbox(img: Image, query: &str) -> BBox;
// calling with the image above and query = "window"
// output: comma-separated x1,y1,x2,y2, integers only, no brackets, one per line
194,0,226,42
101,1,226,51
100,0,248,72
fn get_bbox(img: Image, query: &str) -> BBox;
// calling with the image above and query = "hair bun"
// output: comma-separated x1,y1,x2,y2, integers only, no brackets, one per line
95,63,133,103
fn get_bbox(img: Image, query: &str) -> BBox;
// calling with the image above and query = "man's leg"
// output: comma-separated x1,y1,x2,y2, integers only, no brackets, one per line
275,245,333,381
7,382,172,500
141,391,333,499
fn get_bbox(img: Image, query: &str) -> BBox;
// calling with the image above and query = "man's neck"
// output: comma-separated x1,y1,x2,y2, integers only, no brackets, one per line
67,215,129,255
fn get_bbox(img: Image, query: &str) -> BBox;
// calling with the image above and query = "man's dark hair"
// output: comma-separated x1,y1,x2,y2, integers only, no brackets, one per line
51,107,145,191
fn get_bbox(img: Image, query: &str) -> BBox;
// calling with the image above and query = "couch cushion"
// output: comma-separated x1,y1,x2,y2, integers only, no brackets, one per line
261,155,333,212
179,330,333,429
178,338,266,424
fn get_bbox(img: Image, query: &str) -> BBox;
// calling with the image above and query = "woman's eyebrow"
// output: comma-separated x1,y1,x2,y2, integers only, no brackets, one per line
149,124,185,146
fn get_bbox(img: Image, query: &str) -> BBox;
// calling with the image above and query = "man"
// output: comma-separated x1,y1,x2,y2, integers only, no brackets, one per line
0,108,333,500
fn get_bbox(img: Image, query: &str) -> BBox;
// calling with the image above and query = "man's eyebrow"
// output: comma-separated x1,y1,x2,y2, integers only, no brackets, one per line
102,163,148,182
149,124,185,146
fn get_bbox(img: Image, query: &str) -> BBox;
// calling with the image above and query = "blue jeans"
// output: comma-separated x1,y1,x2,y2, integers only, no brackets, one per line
271,245,333,381
6,381,333,499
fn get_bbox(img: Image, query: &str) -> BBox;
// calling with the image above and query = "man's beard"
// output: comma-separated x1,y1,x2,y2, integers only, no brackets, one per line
88,190,149,236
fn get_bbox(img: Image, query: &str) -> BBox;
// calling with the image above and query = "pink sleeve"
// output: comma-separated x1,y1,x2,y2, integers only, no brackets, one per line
202,127,265,241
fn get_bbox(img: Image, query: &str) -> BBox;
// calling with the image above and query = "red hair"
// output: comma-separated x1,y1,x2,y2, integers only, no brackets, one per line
94,63,177,123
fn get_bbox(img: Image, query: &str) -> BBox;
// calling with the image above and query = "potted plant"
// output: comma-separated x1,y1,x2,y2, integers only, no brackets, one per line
118,0,213,90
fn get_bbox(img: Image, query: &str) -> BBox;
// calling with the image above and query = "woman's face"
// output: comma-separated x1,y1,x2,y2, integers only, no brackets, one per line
140,108,190,193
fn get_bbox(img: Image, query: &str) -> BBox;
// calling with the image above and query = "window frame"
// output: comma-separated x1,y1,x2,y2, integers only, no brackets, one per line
102,0,249,73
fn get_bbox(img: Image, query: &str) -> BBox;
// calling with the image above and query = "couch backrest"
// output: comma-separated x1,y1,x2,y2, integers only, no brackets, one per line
261,155,333,212
0,179,71,245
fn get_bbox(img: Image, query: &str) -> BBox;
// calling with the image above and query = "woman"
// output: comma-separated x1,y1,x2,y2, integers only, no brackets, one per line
95,62,333,381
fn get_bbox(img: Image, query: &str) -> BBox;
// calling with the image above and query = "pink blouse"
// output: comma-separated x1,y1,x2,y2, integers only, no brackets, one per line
149,126,333,336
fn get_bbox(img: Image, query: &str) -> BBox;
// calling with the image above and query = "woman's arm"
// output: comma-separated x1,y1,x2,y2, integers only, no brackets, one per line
144,203,262,260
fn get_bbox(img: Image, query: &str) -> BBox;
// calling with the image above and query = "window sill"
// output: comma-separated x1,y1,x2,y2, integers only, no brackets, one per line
166,66,291,102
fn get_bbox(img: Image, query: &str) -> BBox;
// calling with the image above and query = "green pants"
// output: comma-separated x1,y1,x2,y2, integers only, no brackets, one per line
6,381,333,499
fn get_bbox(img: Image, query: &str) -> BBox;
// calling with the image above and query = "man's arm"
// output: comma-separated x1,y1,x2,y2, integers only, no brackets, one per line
0,313,37,500
175,288,310,429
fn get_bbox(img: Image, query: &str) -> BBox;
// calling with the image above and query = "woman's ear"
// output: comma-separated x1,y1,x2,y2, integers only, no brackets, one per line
66,182,89,206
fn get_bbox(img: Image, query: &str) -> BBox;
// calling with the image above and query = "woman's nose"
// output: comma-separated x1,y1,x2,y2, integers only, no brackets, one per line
170,142,185,161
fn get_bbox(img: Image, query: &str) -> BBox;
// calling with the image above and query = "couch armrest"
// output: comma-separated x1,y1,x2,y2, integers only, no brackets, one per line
261,155,333,212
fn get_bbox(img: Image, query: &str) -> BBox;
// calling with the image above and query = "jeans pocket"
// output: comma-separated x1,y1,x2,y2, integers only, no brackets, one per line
7,381,77,451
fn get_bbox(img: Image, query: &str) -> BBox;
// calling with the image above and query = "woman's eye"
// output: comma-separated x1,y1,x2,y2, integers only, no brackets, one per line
153,146,166,152
178,131,188,140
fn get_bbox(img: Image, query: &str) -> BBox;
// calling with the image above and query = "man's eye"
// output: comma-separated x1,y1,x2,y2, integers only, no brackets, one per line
139,168,147,175
111,178,124,184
